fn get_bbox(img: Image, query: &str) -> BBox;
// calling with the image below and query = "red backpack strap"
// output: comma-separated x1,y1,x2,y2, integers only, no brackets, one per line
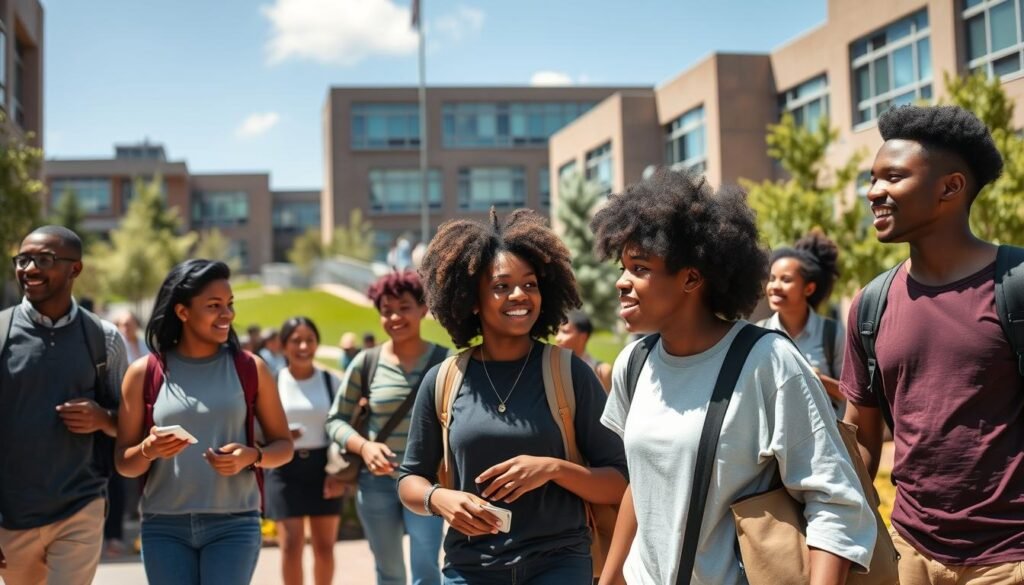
232,350,263,509
140,353,166,490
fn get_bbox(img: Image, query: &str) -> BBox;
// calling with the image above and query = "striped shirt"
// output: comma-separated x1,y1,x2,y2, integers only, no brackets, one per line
325,344,445,477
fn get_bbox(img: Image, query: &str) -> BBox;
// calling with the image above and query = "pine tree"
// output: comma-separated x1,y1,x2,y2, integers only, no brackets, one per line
193,228,241,272
556,172,620,330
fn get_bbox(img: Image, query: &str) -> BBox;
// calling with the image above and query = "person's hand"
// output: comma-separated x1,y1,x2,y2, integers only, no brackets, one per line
429,489,503,536
56,398,111,434
289,427,304,440
476,455,557,503
323,474,347,499
360,441,397,476
204,444,258,476
141,426,191,459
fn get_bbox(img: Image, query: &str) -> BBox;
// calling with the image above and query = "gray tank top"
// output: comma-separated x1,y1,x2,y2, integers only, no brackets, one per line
141,348,259,514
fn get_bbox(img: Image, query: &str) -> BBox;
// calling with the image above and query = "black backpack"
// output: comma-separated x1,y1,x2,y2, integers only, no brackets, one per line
0,305,117,478
857,245,1024,431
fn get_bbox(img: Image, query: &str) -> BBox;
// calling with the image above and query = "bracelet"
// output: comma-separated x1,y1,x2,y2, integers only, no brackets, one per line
248,446,264,470
424,484,442,517
139,442,154,461
358,440,369,456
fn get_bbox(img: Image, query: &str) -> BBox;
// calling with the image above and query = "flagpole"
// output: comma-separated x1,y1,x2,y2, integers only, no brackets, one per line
416,0,429,248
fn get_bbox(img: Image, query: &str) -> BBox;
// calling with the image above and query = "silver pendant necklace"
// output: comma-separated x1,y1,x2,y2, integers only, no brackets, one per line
480,343,533,413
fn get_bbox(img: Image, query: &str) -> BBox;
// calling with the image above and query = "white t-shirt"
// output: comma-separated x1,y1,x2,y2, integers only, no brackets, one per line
277,367,340,450
601,321,876,585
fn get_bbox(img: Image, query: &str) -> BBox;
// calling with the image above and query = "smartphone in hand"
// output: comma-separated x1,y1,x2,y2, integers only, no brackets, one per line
153,425,198,444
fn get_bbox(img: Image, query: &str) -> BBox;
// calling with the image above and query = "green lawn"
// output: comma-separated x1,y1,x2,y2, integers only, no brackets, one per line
233,289,628,365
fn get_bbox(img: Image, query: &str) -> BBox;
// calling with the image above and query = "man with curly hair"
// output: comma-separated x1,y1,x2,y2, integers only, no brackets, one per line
592,169,876,585
842,105,1024,584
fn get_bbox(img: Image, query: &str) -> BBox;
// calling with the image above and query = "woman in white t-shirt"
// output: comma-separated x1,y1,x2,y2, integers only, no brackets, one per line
264,316,343,585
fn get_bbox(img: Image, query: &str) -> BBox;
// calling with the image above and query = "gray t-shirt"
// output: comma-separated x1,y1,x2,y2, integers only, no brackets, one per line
142,348,259,514
601,321,875,585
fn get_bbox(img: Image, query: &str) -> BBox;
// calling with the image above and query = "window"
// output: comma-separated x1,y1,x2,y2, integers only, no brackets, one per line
850,9,932,127
665,105,707,172
780,74,830,132
192,191,249,226
457,167,526,210
557,160,578,199
538,168,551,208
13,37,25,127
0,23,6,110
121,177,167,207
350,103,420,150
228,240,249,271
442,102,594,148
272,201,320,230
964,0,1024,79
585,142,613,196
50,179,113,214
368,169,443,214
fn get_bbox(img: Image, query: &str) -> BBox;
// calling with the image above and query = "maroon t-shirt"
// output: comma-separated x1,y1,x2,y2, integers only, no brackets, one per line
841,262,1024,565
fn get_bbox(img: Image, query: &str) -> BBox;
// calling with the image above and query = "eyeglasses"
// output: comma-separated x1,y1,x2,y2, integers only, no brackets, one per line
12,253,79,270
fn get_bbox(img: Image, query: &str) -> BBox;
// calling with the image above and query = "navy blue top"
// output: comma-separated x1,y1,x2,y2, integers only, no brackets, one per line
399,342,628,570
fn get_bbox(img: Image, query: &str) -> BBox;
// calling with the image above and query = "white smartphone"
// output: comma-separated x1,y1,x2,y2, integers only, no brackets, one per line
288,422,307,433
153,425,198,444
481,503,512,534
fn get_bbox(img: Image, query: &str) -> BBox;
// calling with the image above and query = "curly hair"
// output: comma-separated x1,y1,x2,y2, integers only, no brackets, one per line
770,229,839,309
419,208,581,348
878,105,1003,199
367,270,425,310
590,168,768,320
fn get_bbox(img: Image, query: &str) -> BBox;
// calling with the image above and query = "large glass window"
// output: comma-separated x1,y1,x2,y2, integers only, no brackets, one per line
0,23,6,110
850,9,933,127
665,105,707,173
13,37,24,127
350,103,420,150
585,142,613,196
50,179,113,214
192,190,249,226
272,201,321,230
780,74,830,131
457,167,526,210
442,102,594,148
368,169,443,214
964,0,1024,78
538,168,551,208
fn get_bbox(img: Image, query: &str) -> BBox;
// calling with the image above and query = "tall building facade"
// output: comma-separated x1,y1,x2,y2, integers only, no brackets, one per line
0,0,43,144
321,86,643,258
550,0,1024,214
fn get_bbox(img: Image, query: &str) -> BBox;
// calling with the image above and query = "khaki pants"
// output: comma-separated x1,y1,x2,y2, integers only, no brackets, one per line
0,497,105,585
890,525,1024,585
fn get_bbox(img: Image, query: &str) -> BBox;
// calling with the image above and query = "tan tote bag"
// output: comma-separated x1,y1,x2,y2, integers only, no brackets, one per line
730,420,899,585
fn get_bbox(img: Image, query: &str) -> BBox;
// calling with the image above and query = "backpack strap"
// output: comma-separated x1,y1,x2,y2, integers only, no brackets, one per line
434,350,472,489
0,307,15,363
995,245,1024,377
626,334,661,403
856,263,902,432
321,369,335,403
360,346,382,400
142,353,165,436
78,309,111,406
821,317,837,378
542,345,579,464
231,350,263,508
676,324,780,585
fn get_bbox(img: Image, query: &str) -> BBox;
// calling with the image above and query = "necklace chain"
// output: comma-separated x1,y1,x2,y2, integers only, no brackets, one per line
480,343,533,413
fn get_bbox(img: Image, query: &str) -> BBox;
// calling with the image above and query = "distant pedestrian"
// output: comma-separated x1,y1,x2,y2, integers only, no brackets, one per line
115,259,294,585
267,317,343,585
555,310,612,392
259,328,287,377
338,332,359,371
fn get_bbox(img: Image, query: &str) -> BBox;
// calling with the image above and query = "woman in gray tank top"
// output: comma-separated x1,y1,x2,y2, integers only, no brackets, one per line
114,260,294,585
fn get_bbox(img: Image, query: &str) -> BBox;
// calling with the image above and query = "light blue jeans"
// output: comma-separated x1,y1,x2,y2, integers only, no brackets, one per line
140,511,262,585
357,471,444,585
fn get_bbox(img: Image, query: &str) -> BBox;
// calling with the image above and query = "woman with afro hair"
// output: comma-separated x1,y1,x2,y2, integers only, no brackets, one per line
398,209,628,584
761,230,847,416
592,169,876,585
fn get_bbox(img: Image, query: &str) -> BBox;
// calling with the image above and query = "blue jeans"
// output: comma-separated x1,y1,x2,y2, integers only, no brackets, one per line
140,511,262,585
442,554,592,585
357,471,444,585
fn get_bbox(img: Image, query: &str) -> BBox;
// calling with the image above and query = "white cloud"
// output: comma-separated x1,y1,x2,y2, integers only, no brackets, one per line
236,112,281,139
263,0,483,66
530,70,574,87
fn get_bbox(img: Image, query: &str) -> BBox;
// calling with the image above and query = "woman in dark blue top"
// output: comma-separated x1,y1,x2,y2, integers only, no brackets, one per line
398,209,628,585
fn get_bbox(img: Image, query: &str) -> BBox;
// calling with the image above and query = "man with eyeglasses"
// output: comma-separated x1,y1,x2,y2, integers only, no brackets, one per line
0,225,128,585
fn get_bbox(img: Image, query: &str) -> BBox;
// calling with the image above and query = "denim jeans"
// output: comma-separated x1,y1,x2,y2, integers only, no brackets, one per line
357,471,444,585
442,554,592,585
140,511,262,585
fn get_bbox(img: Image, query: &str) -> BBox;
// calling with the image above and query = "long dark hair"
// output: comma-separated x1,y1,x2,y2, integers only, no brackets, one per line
145,259,240,356
280,316,321,345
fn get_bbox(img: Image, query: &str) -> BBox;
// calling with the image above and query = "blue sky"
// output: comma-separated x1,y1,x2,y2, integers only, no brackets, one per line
45,0,826,189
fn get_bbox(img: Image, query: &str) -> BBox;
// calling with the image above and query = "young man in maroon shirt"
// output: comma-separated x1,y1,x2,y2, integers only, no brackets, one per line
842,104,1023,583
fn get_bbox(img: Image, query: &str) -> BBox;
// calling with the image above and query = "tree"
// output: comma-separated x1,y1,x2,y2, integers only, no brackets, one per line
743,114,904,299
556,172,620,331
193,228,241,273
48,189,94,246
287,228,324,277
0,113,44,301
88,176,196,308
328,208,374,262
944,72,1024,245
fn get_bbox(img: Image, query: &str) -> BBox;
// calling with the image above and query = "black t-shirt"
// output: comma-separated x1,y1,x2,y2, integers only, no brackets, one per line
399,342,628,570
